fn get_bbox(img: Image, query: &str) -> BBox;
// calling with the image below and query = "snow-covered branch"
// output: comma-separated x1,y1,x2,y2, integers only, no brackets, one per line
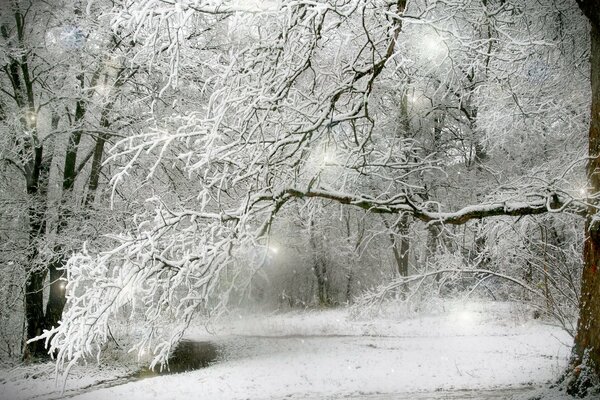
265,187,587,224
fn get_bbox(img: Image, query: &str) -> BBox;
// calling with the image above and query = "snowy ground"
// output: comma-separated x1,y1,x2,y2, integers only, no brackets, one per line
0,301,578,399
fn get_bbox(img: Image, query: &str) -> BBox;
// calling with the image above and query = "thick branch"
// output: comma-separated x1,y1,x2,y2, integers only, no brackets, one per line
267,187,585,225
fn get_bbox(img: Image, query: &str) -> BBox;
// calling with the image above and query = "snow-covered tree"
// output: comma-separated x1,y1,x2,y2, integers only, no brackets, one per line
8,0,594,390
0,0,155,358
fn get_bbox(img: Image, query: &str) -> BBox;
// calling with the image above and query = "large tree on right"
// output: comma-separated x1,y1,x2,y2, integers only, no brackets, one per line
572,0,600,393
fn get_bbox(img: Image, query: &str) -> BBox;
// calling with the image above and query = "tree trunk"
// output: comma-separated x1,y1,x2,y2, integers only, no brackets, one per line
309,218,330,306
41,94,87,332
43,255,66,331
394,216,410,277
572,4,600,387
382,215,410,277
24,270,45,359
23,151,49,359
314,256,330,306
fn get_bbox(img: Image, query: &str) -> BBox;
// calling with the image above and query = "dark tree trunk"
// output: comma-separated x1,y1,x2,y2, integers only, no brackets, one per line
24,270,45,359
572,2,600,387
42,93,87,332
84,103,113,207
23,149,49,359
314,256,330,306
382,215,410,277
43,256,66,331
84,134,107,206
394,217,410,277
309,218,330,306
425,223,444,262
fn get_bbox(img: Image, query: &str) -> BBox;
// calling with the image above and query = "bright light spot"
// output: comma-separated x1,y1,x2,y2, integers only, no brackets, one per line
45,26,86,50
61,26,86,49
95,83,111,96
420,35,445,59
579,187,587,196
306,144,342,171
268,244,279,254
405,90,425,108
457,310,473,322
231,0,280,11
26,111,36,124
59,282,66,290
322,148,337,165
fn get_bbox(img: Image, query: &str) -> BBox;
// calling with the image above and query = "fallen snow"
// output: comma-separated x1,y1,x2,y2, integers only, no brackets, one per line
0,301,577,399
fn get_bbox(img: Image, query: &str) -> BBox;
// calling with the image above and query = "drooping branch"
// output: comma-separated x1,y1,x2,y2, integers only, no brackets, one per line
351,267,549,316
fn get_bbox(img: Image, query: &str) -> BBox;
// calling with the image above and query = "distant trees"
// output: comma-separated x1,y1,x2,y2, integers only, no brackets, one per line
0,0,145,358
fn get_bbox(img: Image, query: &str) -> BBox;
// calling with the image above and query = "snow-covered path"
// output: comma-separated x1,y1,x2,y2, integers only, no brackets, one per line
100,332,564,400
0,302,575,399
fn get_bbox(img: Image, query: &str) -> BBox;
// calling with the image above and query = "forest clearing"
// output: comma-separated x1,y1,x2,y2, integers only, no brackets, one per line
1,302,575,399
1,0,600,398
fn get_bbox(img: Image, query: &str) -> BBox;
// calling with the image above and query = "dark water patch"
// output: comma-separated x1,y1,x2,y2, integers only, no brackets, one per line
133,340,220,377
40,340,220,399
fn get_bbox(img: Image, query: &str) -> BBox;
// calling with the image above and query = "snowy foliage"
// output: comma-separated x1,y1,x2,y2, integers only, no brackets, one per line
16,0,590,372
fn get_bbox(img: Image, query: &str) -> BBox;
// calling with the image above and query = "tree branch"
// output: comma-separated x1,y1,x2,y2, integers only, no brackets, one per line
262,187,587,225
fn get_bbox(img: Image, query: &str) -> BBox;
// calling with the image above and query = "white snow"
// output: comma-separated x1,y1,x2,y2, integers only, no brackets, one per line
0,301,576,399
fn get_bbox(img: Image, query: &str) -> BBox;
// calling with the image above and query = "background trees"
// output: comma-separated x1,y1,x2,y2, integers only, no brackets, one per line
0,0,151,357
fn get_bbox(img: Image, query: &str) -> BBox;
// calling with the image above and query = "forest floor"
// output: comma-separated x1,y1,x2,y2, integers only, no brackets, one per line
0,301,583,399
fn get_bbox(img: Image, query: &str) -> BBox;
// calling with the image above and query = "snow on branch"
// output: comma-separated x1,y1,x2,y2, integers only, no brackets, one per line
265,187,587,225
351,267,548,316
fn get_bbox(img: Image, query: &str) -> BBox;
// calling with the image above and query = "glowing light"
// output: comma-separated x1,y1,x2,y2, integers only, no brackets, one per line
322,148,337,165
45,26,86,50
268,244,279,255
405,90,425,108
231,0,280,11
420,35,445,59
61,26,86,49
25,111,36,124
451,305,476,326
457,310,473,322
95,83,111,96
579,187,587,196
59,282,67,291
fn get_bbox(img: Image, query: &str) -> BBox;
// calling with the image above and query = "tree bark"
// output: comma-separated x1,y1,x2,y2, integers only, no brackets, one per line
314,256,330,306
42,91,88,333
309,218,330,306
572,1,600,386
383,215,410,277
